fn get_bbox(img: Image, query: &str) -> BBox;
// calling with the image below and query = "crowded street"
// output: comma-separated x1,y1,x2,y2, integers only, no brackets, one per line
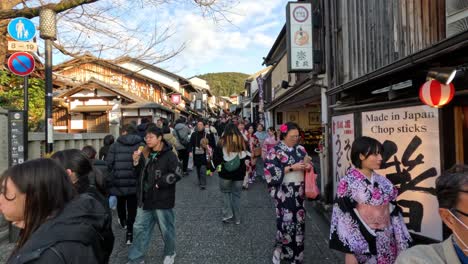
1,1,468,264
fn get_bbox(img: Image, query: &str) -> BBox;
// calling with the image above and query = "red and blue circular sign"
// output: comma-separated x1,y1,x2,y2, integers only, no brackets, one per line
8,52,35,76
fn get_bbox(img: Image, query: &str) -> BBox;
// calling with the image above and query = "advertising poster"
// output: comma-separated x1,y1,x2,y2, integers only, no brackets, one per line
362,105,442,241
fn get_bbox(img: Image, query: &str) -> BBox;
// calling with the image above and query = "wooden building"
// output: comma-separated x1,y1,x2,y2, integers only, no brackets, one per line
52,55,197,133
324,0,468,242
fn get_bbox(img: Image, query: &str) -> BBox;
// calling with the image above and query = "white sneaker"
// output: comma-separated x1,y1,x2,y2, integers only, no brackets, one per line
163,253,176,264
272,249,281,264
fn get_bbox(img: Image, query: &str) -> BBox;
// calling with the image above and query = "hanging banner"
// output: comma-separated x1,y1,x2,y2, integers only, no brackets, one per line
362,105,442,241
257,76,264,124
331,114,355,198
286,2,313,72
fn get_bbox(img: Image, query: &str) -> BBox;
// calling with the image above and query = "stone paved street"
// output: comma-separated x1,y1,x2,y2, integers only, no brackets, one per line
109,169,343,264
0,169,343,264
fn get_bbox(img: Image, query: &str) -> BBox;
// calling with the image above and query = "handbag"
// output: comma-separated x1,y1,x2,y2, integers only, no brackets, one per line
305,165,320,199
224,154,240,172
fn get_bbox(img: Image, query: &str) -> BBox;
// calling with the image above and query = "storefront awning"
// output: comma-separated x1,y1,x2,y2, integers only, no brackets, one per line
121,102,174,113
266,78,323,111
70,105,113,112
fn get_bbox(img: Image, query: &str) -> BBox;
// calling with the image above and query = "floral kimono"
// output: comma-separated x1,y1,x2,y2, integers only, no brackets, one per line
264,141,308,264
243,133,260,184
262,135,278,159
329,168,412,263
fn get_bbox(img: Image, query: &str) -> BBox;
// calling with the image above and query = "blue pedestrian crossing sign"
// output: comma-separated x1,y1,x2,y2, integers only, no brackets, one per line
8,17,36,42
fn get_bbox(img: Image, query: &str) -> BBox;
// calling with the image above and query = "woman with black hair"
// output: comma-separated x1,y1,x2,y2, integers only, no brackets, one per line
51,149,115,262
329,136,411,264
0,159,111,263
213,123,249,225
99,134,115,160
264,122,313,264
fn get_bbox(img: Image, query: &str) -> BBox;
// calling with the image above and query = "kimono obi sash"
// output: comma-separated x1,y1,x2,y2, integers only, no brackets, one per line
283,171,304,183
356,203,390,230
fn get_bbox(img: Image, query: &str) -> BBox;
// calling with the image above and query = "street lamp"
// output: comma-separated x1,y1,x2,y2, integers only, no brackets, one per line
40,8,57,155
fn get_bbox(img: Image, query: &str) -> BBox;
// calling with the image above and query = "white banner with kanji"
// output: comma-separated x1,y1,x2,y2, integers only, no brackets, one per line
331,114,355,198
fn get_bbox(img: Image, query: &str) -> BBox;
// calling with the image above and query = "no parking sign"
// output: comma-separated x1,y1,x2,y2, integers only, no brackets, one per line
7,52,35,76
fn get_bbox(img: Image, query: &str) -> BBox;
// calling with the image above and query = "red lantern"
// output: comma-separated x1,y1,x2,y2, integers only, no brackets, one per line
419,80,455,108
171,93,181,105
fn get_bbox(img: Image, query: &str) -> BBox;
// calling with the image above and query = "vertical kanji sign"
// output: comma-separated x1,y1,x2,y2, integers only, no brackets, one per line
362,105,442,241
331,114,355,198
286,2,313,72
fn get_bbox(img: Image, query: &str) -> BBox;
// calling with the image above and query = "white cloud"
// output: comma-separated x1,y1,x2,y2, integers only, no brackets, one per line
252,33,275,48
53,0,289,76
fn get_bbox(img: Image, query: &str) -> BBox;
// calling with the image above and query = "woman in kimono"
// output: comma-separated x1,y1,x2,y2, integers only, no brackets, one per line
262,127,278,160
242,124,260,189
264,122,312,264
329,136,412,264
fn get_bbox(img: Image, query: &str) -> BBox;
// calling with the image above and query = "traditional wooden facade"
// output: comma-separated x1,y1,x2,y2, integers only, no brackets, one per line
324,0,468,243
53,55,196,133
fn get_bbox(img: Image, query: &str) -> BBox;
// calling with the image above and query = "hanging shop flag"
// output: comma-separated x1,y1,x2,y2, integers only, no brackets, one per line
286,2,313,72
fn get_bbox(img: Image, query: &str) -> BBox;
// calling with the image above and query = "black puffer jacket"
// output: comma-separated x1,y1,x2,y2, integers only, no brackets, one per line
106,134,143,196
7,194,113,264
137,123,149,139
135,140,179,210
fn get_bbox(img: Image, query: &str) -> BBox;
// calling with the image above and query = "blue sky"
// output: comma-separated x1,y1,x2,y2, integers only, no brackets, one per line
157,0,291,77
47,0,290,78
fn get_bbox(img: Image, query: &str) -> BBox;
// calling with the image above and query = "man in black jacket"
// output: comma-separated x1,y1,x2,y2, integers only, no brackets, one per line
127,126,179,264
106,123,143,245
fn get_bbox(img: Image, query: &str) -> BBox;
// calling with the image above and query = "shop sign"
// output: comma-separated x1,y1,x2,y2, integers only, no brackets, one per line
362,105,442,241
331,114,355,198
286,2,313,72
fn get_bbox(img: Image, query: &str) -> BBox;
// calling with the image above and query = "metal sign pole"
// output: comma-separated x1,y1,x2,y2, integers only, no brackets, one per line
44,39,53,154
23,76,28,160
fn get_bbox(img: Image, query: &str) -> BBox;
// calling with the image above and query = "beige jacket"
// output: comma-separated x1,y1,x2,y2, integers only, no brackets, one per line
163,134,179,156
395,235,462,264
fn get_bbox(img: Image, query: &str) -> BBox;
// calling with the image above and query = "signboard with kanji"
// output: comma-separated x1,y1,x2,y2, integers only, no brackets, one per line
286,2,313,72
331,114,355,198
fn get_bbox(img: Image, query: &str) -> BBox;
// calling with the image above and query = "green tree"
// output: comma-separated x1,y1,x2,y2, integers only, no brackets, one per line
0,70,45,131
196,72,249,96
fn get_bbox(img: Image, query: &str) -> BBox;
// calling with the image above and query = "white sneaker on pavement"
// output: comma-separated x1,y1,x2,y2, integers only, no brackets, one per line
272,249,281,264
163,253,176,264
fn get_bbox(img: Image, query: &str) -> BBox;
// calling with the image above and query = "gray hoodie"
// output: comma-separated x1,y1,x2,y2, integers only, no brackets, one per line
173,123,191,150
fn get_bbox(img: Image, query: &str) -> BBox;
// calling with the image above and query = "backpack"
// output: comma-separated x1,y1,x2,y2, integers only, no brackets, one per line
224,154,240,172
175,128,190,147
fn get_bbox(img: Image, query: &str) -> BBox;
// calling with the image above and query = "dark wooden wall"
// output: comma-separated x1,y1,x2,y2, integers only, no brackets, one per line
328,0,446,87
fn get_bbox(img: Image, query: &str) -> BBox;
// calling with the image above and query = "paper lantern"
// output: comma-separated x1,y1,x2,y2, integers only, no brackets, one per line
171,93,181,105
419,80,455,108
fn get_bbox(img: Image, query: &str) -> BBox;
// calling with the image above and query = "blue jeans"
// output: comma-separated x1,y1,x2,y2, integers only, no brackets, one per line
128,208,175,261
219,179,242,221
256,158,265,179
